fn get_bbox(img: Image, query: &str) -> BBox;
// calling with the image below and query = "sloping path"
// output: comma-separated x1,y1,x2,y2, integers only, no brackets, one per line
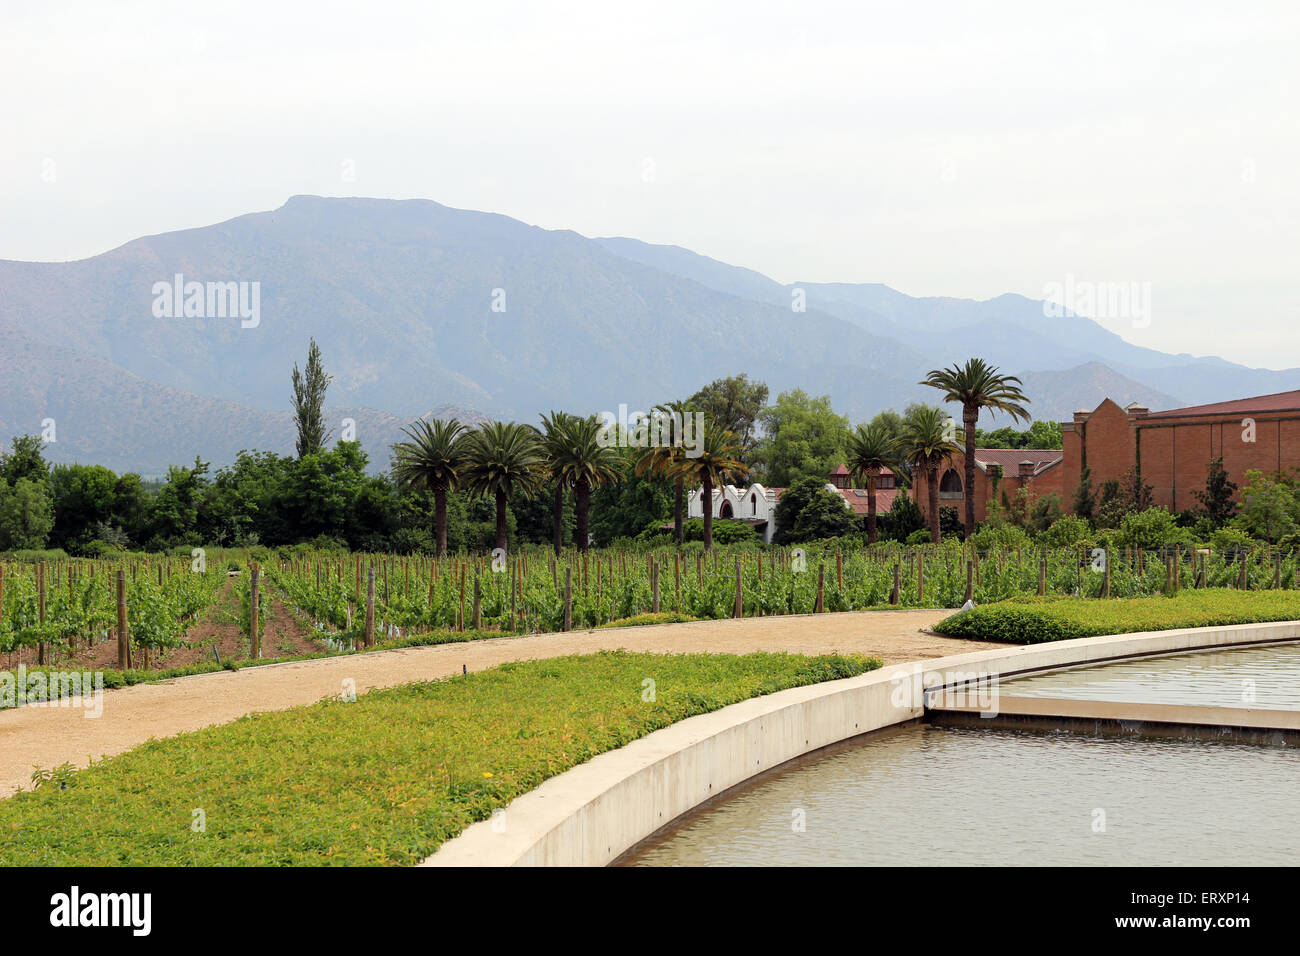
0,609,991,797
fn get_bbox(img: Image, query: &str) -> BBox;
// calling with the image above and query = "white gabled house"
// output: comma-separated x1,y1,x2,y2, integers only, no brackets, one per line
686,465,907,543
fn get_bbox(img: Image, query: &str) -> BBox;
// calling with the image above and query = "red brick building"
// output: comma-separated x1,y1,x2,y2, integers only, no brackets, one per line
1061,389,1300,514
914,448,1065,526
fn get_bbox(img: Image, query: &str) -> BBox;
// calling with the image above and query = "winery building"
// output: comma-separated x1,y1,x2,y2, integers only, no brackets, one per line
1061,389,1300,514
913,448,1065,526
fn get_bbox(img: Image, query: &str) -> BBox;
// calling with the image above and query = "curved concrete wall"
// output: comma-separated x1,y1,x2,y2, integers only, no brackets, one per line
422,620,1300,867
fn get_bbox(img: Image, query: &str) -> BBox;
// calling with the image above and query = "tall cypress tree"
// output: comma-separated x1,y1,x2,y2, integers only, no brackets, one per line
292,339,333,458
1194,457,1238,527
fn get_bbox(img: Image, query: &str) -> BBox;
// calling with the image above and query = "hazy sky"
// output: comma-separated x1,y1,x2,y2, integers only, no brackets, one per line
2,0,1297,366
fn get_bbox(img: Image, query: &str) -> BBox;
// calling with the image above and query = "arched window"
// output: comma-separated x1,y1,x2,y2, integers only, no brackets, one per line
720,500,734,519
751,493,757,515
939,469,963,493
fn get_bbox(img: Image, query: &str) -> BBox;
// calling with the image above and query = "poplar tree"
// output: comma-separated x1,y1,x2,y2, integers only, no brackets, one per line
291,339,333,458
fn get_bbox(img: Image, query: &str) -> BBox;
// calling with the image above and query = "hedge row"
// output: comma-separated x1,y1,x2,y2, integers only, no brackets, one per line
931,589,1300,644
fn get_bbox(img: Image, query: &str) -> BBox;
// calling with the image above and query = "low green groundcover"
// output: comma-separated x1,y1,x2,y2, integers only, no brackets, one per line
0,650,878,866
932,588,1300,644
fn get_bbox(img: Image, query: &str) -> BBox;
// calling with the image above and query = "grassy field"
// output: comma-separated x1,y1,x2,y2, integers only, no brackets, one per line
932,589,1300,644
0,650,879,866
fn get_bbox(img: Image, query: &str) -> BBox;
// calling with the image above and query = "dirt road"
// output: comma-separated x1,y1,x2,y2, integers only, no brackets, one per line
0,609,993,797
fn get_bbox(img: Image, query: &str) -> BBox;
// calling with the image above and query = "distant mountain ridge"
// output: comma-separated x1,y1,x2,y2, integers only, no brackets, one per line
1,195,1295,473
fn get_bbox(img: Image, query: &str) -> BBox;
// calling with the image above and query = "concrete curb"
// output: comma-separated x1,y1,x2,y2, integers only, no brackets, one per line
421,620,1300,867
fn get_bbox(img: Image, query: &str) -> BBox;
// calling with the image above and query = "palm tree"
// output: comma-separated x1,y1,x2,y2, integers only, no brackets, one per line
634,401,694,545
844,422,897,544
538,411,579,555
896,407,962,544
391,419,467,556
675,427,748,550
920,358,1030,536
544,414,622,552
462,422,545,552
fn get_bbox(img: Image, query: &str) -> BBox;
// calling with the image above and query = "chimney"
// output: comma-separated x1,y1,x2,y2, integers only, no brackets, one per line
1018,460,1035,479
1126,403,1149,423
1072,409,1090,424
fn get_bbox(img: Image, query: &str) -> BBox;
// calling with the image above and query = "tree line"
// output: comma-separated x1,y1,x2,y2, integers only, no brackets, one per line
0,346,1055,556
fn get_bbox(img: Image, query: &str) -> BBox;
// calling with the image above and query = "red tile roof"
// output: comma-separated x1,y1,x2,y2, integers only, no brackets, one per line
837,487,902,513
1141,389,1300,420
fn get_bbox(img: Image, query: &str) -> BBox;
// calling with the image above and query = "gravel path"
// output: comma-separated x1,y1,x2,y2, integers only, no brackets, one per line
0,609,991,797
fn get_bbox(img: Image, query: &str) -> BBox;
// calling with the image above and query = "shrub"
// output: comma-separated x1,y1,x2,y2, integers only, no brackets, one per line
967,523,1031,552
1209,526,1258,553
933,589,1300,644
682,518,761,545
905,529,931,545
1039,514,1091,548
1113,507,1193,550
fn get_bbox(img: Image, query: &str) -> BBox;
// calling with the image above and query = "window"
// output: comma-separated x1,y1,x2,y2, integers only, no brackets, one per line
751,493,757,515
939,469,962,493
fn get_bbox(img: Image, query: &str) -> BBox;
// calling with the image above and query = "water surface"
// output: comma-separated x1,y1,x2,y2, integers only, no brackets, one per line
623,724,1300,866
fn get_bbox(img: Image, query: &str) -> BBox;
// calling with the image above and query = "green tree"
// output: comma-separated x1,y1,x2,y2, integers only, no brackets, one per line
1235,469,1298,543
920,357,1031,536
676,427,748,551
538,411,578,554
462,422,545,552
844,422,897,543
543,415,622,553
0,477,54,550
48,464,119,551
896,406,962,544
1,434,48,486
1072,465,1096,523
590,465,672,545
1193,457,1238,527
755,389,850,487
392,419,468,556
633,401,695,545
687,374,768,461
1025,420,1063,449
773,476,854,543
149,457,210,546
291,338,333,458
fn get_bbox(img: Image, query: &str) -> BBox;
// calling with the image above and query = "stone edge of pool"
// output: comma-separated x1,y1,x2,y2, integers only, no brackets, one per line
420,620,1300,868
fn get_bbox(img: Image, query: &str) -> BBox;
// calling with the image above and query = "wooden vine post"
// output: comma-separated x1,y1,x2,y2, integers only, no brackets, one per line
563,567,573,632
471,572,482,629
249,563,261,659
36,561,46,665
814,562,825,613
116,569,129,669
732,557,743,618
364,565,376,649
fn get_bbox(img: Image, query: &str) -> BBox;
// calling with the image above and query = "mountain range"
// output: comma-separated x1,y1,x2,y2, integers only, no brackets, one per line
2,194,1296,474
